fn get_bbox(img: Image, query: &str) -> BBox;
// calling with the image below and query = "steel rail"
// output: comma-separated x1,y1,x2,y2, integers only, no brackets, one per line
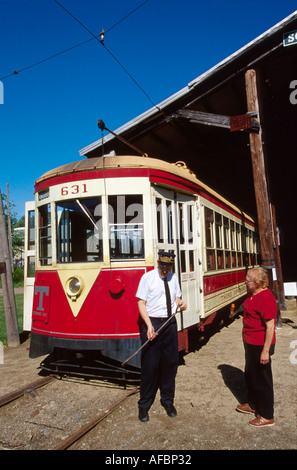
54,387,139,450
0,376,55,408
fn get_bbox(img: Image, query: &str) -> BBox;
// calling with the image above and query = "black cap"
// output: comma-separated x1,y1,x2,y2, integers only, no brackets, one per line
158,251,175,265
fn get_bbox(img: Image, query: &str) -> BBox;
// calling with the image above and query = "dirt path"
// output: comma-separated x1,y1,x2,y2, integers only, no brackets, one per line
0,299,296,451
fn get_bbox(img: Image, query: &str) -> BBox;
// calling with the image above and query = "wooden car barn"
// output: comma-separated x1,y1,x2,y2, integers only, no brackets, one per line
80,11,297,303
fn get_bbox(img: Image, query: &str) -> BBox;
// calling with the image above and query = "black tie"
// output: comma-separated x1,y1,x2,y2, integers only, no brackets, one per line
164,278,172,318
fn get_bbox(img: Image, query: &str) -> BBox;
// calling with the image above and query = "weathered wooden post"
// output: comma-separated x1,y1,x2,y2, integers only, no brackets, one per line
6,183,14,272
0,191,20,347
245,69,282,327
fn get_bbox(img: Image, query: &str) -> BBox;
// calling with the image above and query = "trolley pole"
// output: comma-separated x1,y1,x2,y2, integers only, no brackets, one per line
0,191,20,347
245,69,282,327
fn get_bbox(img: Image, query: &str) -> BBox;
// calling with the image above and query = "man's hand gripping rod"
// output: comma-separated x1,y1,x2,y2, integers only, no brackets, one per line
121,309,181,368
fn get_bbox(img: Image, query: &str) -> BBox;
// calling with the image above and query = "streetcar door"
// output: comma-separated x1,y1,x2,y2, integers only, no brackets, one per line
152,187,201,329
23,201,35,331
175,194,201,328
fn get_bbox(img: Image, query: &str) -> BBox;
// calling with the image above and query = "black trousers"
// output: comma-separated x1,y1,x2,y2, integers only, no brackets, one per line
244,342,275,420
138,317,178,411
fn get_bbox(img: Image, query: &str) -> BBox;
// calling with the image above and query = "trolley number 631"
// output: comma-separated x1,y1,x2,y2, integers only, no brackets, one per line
61,183,88,196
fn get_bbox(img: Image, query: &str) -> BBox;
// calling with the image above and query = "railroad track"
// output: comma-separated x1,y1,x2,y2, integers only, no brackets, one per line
54,387,139,450
0,376,55,408
0,374,139,450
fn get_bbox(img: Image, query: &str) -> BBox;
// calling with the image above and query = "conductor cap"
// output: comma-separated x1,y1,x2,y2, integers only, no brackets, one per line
158,250,175,265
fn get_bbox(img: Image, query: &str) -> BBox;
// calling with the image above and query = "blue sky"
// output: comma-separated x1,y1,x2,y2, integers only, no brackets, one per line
1,0,296,218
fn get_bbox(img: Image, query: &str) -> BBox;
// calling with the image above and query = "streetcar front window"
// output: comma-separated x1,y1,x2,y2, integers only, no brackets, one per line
56,197,103,263
108,195,144,259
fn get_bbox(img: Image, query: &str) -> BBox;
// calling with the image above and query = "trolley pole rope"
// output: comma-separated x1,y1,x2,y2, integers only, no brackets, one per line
121,309,181,367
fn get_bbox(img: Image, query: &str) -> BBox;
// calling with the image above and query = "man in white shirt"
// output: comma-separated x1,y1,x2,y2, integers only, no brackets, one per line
136,251,187,422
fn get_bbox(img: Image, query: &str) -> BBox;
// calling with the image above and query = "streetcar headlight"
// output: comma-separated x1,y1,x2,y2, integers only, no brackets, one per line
66,276,83,299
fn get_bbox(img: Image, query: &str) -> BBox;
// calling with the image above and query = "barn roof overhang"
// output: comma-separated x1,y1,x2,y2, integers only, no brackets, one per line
79,11,297,162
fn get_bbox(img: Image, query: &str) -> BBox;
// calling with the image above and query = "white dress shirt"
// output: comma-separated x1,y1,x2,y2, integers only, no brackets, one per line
136,268,182,318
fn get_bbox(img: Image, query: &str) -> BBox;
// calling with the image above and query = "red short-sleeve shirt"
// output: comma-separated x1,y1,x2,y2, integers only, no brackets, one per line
242,289,277,345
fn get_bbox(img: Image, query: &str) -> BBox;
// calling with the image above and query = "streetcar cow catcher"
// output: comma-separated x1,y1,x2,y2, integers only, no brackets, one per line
23,155,259,376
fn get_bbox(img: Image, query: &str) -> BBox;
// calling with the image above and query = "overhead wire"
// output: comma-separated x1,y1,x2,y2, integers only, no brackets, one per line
0,0,151,80
0,0,161,113
53,0,161,112
0,36,95,80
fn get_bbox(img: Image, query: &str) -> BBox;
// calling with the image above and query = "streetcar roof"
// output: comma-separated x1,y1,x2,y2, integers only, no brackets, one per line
35,155,254,222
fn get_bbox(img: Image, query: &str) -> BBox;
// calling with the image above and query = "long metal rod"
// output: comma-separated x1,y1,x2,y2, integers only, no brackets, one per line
121,309,181,367
97,120,148,157
76,199,97,229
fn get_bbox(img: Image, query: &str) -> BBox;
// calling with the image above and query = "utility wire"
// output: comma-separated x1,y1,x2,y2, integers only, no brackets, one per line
104,0,152,35
55,0,152,36
0,0,152,81
0,37,95,80
101,41,159,110
53,0,160,111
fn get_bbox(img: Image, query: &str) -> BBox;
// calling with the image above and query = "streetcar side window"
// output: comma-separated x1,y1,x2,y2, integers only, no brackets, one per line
230,221,237,267
215,213,224,269
236,223,242,267
56,197,103,263
223,217,231,268
108,195,144,260
26,210,36,276
38,203,52,266
205,207,215,270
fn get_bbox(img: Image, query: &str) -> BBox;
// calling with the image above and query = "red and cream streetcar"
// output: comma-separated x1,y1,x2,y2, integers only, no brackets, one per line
23,155,259,375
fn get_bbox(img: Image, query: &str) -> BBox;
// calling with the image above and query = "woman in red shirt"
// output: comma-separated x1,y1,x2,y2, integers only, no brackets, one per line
236,267,277,427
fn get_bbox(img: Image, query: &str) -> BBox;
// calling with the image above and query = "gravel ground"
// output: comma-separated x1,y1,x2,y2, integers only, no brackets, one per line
0,299,296,453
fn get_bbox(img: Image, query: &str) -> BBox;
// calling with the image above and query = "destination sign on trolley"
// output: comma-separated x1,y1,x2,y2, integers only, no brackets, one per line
283,30,297,47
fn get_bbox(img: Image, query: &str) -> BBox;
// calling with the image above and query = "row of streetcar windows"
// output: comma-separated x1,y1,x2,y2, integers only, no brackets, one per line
37,194,259,270
204,207,259,271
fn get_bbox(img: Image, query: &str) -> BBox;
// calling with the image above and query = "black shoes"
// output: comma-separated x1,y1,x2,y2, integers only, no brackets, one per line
138,404,177,422
162,404,177,418
138,408,149,422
